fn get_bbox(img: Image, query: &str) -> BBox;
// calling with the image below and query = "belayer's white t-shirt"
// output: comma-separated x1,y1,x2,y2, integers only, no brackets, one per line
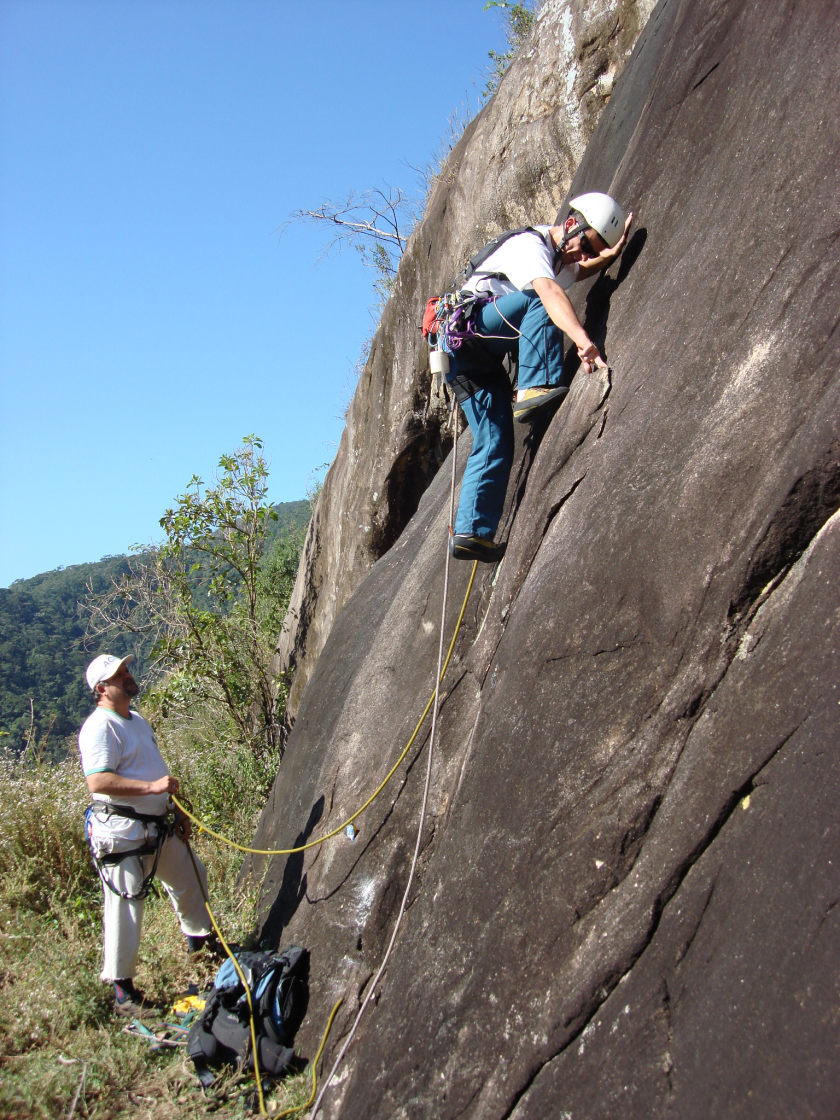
78,706,171,834
463,225,580,297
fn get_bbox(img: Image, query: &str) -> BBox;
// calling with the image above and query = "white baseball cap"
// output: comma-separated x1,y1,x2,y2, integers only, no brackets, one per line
85,653,135,690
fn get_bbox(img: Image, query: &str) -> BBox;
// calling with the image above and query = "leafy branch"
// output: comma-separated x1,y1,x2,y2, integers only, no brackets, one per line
84,436,301,760
483,1,539,100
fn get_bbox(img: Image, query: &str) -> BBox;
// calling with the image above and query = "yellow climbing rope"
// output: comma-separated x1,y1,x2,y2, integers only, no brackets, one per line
176,406,477,1115
171,560,477,857
181,557,476,1116
202,897,268,1115
311,442,465,1118
275,996,344,1119
186,844,343,1118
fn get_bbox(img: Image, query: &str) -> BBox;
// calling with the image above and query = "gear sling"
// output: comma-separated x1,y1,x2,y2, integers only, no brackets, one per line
423,227,558,401
85,801,176,901
422,227,550,348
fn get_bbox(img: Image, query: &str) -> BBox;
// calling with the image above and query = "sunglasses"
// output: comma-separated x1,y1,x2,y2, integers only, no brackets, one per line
578,231,596,257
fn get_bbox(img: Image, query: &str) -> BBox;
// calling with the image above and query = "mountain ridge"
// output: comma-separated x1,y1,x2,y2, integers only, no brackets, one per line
0,499,309,751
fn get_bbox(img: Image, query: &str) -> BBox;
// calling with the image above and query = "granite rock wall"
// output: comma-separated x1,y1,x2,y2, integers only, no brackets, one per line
275,0,658,726
250,0,840,1115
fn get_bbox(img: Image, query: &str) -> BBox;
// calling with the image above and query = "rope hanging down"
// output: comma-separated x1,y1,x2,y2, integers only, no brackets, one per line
179,402,472,1116
310,405,464,1118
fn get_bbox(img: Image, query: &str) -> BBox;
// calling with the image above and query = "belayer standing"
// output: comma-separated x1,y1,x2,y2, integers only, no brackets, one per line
78,653,213,1017
443,193,632,563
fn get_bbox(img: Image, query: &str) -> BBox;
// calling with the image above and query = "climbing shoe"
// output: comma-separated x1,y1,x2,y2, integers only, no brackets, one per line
449,534,506,563
187,933,223,957
513,385,568,422
113,980,157,1020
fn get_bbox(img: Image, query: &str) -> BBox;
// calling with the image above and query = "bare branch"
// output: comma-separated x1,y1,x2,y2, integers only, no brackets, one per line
282,183,419,290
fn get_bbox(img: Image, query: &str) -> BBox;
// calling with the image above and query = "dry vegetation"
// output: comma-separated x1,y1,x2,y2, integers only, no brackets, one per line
0,726,313,1119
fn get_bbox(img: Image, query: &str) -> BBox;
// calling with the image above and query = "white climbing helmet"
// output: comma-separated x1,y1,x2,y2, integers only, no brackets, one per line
569,192,626,248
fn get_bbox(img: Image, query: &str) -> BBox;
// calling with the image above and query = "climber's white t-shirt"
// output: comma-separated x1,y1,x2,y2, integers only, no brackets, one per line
79,707,171,847
463,225,580,297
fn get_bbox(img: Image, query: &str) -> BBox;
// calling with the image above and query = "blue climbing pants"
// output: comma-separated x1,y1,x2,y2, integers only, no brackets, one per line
456,385,515,539
448,290,565,539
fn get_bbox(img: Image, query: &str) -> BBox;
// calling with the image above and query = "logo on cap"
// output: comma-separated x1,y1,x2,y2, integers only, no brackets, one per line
85,653,135,690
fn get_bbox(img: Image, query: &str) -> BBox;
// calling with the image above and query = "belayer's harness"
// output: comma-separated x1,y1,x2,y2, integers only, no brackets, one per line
84,800,176,901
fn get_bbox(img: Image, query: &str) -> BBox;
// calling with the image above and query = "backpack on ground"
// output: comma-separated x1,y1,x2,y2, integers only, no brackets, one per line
186,946,309,1087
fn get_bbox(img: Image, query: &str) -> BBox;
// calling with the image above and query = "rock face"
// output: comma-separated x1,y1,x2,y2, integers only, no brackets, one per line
250,0,840,1116
276,0,658,724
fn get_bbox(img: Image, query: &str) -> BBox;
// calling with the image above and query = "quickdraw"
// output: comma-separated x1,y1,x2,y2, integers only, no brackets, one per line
85,800,176,901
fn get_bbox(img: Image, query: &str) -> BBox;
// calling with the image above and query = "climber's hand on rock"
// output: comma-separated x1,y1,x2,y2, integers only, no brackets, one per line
578,341,607,373
616,211,634,250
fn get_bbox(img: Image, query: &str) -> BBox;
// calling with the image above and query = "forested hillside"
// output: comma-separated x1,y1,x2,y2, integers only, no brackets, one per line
0,500,309,754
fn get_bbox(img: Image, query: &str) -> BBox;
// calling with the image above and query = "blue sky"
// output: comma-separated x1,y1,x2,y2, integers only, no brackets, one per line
0,0,505,587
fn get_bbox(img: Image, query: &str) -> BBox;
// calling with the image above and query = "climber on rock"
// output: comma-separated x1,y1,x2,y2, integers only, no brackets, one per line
446,193,632,564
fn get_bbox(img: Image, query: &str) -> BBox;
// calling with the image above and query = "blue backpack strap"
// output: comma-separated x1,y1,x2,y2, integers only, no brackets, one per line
213,958,241,992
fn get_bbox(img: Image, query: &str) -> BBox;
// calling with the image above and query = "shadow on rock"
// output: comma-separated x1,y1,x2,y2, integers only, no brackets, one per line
559,227,647,386
501,421,547,541
586,226,647,359
259,796,324,949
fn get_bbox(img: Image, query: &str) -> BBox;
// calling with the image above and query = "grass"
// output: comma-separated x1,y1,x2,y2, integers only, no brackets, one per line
0,720,316,1119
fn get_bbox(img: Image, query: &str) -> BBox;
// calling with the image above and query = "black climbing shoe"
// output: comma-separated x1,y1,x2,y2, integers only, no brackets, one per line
513,385,568,422
449,534,506,563
113,980,157,1020
186,933,222,957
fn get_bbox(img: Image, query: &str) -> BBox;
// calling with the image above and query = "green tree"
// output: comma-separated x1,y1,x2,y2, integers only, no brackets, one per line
0,554,137,753
85,436,302,759
483,1,539,99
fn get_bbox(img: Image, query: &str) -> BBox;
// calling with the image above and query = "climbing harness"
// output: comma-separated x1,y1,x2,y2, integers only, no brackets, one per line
424,290,526,397
422,226,576,383
85,801,176,901
423,290,492,352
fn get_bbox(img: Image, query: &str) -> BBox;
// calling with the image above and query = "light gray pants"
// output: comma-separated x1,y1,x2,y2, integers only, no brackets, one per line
98,834,211,981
